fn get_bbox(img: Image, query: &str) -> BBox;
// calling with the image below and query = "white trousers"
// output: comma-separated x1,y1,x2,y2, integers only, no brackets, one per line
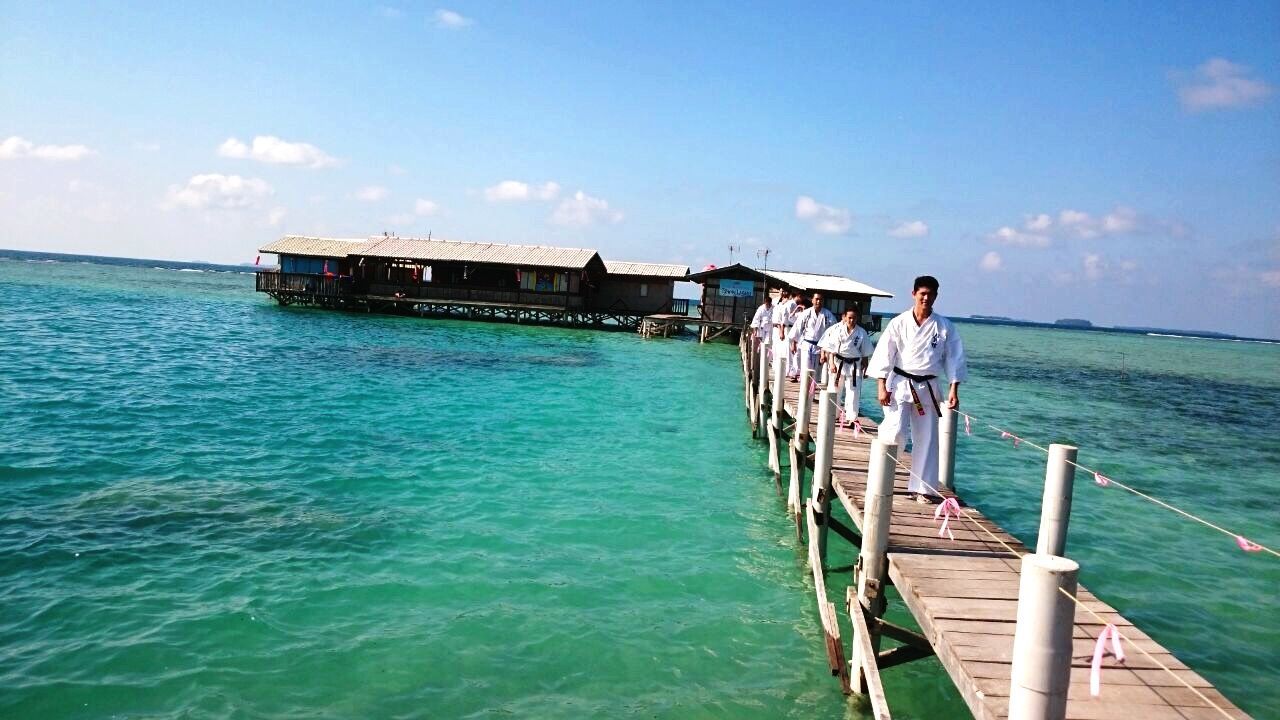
878,398,939,495
798,341,822,390
772,335,790,377
835,367,861,421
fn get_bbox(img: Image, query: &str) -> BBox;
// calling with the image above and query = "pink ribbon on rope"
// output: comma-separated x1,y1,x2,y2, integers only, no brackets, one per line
1000,431,1021,447
1090,624,1126,696
1236,535,1263,553
934,497,962,540
837,407,846,426
853,419,864,436
1094,472,1111,487
964,414,971,436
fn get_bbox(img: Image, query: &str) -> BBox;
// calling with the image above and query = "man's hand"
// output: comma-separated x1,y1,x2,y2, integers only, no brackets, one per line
790,341,797,354
877,379,890,406
947,384,960,410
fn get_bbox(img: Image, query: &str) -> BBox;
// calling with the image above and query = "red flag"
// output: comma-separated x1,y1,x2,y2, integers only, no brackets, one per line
322,260,329,274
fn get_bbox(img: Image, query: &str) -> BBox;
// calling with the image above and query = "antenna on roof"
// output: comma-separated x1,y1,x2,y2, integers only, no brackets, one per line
728,243,740,264
756,247,771,273
427,230,432,241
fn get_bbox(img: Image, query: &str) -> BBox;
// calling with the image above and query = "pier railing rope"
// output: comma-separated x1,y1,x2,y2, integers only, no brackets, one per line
949,408,1276,558
859,432,1239,719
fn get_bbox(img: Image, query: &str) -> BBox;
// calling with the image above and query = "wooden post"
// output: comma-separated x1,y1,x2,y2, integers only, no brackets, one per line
1036,444,1078,557
1008,553,1079,720
938,405,957,493
767,350,786,478
812,388,838,561
851,439,897,693
788,368,815,520
754,341,768,438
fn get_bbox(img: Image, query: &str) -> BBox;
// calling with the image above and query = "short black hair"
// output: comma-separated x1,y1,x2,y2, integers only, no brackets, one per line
913,275,939,293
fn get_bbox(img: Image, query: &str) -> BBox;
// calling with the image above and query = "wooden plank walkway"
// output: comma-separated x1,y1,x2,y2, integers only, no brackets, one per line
764,375,1250,720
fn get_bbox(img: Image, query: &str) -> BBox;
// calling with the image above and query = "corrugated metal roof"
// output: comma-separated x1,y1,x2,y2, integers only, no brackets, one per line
359,236,599,268
604,260,690,278
763,269,894,298
259,235,368,258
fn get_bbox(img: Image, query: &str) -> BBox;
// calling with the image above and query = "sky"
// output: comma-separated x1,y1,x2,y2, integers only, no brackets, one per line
2,2,1278,336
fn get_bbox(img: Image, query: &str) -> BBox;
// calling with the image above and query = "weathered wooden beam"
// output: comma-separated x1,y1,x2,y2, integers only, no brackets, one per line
827,515,861,547
873,617,931,651
847,588,893,719
877,643,936,670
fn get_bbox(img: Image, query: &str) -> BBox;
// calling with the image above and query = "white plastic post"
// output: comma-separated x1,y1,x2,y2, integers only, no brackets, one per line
767,350,787,475
938,406,958,493
755,342,769,436
1008,553,1079,720
858,439,898,614
788,367,815,515
1036,444,1078,557
812,388,838,561
796,367,815,440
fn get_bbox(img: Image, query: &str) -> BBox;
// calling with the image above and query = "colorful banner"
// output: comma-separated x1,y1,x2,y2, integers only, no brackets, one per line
718,279,754,298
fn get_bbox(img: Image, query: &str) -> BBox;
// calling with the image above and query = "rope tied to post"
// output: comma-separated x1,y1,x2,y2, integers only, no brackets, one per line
954,409,1278,559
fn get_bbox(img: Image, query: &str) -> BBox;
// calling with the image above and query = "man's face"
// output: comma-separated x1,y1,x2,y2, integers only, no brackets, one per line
812,293,823,309
913,286,936,311
844,310,857,327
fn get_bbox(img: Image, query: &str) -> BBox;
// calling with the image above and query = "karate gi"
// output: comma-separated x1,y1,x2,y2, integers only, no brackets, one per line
791,306,836,391
866,309,967,495
749,301,774,349
818,321,872,422
770,298,798,377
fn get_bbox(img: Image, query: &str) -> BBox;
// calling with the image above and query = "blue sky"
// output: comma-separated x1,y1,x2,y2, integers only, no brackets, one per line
2,2,1278,335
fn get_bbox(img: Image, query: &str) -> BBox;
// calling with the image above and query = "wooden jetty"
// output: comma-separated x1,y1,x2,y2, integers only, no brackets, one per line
738,334,1250,720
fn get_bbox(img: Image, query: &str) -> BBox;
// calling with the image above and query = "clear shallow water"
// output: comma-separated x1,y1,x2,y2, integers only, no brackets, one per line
0,255,1276,719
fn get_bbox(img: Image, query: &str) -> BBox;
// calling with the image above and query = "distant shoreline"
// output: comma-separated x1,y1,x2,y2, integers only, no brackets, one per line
5,247,1276,344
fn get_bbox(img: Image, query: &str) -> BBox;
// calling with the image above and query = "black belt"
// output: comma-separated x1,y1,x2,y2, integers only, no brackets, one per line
804,338,819,345
893,366,941,417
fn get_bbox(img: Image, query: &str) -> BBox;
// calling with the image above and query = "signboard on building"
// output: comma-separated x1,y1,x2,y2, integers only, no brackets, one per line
718,279,755,298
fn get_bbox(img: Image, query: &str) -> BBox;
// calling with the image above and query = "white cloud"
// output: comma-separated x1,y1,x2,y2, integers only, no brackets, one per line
989,225,1050,248
1261,270,1280,288
376,5,403,18
795,195,851,235
434,8,472,28
888,220,929,238
164,173,273,210
385,212,417,226
1024,213,1052,232
355,185,389,202
414,198,439,216
388,164,407,175
0,135,95,161
991,205,1146,247
217,135,337,168
979,251,1003,272
1118,259,1138,272
550,191,623,227
484,180,561,202
267,207,287,227
1173,58,1274,112
1083,253,1106,280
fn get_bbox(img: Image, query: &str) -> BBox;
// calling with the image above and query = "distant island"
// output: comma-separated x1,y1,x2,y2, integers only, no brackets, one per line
895,313,1280,344
1054,318,1093,328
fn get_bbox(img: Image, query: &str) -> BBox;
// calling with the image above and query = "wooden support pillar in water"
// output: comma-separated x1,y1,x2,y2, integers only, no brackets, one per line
938,406,957,493
1036,444,1077,556
852,438,897,694
767,352,786,479
811,388,838,561
1009,553,1079,720
754,342,768,438
787,368,815,532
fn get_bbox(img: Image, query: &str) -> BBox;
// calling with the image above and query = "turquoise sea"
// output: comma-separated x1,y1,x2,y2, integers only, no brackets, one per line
1,253,1277,719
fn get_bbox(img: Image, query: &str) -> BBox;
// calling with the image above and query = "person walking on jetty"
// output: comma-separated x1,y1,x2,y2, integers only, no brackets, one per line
791,292,836,393
867,275,967,503
749,292,774,352
770,288,797,376
818,307,872,427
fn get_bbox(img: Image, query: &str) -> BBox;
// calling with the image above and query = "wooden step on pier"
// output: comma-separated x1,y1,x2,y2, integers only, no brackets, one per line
740,337,1249,720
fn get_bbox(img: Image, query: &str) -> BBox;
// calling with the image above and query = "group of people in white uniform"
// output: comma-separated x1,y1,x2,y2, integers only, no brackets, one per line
749,275,967,504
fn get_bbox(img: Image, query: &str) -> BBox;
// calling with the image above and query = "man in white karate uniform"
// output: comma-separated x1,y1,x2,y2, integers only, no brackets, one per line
749,292,774,352
818,307,872,426
866,275,967,503
790,292,836,393
770,289,797,376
